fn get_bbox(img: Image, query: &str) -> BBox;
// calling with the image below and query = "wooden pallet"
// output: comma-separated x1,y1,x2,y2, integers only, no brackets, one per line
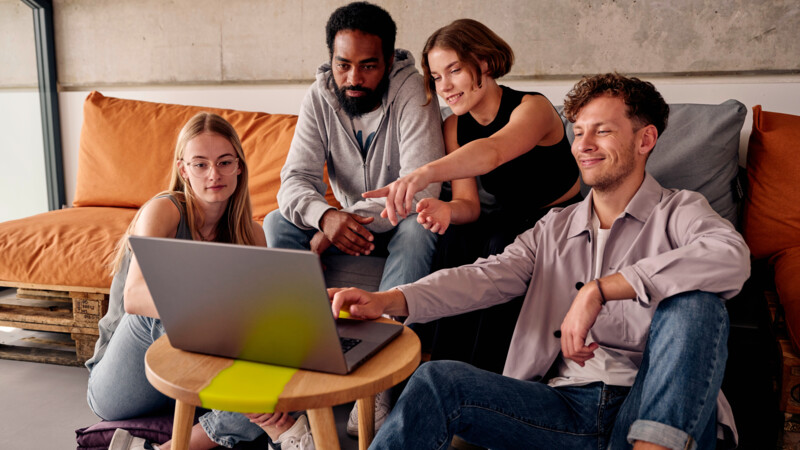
0,283,109,366
766,290,800,416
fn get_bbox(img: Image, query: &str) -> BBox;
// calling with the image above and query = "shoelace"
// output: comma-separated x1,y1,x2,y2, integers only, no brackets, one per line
284,433,315,449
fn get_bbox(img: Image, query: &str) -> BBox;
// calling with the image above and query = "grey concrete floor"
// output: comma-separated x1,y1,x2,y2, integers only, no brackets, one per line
0,350,363,450
0,357,98,450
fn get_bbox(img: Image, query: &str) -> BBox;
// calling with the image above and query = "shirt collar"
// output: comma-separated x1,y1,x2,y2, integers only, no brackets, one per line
567,172,664,239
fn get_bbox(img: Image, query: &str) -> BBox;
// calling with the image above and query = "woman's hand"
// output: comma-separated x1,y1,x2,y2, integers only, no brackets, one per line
362,167,433,226
244,412,293,429
416,198,452,235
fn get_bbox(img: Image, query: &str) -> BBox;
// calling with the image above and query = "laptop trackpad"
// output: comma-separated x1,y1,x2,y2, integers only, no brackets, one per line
337,318,403,370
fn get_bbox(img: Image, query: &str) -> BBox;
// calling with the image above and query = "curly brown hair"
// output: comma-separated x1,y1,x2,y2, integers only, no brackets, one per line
421,19,514,105
563,73,669,136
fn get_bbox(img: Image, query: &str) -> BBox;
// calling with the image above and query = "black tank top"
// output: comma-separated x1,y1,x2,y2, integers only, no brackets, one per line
456,86,578,221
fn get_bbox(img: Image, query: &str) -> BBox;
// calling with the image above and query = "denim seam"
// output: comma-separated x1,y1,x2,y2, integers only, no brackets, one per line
684,303,727,439
460,403,598,437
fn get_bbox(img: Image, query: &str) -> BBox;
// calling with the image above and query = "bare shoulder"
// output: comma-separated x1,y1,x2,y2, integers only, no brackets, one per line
251,220,267,247
132,196,182,238
515,93,564,143
517,93,558,115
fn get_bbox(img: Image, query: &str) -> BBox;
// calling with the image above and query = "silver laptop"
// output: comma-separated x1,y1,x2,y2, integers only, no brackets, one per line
128,236,402,375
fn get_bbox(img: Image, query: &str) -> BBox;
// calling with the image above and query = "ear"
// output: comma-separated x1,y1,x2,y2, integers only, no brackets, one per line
177,159,188,180
637,124,658,157
479,59,489,74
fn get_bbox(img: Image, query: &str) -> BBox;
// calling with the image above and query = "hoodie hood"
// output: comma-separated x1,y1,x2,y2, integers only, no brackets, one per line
315,49,419,113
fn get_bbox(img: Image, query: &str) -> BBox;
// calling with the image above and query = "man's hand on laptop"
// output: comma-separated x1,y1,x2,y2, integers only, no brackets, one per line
320,210,375,256
328,287,409,320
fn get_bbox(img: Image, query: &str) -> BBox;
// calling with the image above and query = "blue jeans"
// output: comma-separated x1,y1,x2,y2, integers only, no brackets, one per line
86,314,263,448
263,209,437,290
370,291,728,450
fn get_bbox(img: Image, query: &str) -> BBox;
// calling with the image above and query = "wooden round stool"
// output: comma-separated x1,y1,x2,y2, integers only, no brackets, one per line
144,320,420,450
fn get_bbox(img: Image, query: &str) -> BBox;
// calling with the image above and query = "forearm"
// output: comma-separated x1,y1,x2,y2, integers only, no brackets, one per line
422,138,500,185
381,289,409,317
593,273,636,303
448,198,480,225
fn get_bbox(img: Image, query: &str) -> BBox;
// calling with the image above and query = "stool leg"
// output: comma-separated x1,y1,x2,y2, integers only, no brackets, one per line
307,407,339,450
356,395,375,449
171,400,196,450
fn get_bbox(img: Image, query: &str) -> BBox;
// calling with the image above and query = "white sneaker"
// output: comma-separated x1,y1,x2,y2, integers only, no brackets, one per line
346,390,391,437
108,428,159,450
270,414,315,450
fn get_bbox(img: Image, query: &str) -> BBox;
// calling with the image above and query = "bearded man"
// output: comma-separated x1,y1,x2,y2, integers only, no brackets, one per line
264,1,444,293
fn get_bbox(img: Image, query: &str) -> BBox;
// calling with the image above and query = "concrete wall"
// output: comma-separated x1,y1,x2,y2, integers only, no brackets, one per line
30,0,800,87
2,0,800,212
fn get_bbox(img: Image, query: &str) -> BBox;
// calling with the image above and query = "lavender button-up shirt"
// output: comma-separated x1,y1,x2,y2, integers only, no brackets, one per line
398,173,750,441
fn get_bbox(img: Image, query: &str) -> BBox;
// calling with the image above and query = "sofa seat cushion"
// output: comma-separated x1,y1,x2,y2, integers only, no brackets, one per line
0,207,136,289
744,105,800,259
74,91,339,222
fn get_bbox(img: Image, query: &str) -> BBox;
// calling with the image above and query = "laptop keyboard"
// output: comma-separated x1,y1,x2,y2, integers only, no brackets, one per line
339,337,362,353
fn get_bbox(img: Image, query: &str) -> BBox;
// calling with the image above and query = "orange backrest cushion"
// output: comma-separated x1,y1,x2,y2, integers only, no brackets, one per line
743,105,800,260
74,91,338,222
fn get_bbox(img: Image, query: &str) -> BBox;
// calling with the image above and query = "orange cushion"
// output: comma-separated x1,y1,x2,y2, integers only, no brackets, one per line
74,91,338,222
774,247,800,352
0,207,136,289
743,105,800,259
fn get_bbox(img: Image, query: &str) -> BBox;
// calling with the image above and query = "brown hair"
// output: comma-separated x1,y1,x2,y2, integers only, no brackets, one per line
563,72,669,136
110,112,257,274
421,19,514,105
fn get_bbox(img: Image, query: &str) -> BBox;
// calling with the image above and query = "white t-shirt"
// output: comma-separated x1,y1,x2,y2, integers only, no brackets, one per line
350,107,383,158
548,209,639,388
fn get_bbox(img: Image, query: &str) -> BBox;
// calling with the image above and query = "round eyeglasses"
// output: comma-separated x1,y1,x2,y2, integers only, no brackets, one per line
182,157,239,177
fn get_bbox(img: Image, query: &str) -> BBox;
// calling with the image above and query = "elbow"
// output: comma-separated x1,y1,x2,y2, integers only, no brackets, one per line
122,285,139,315
466,203,481,223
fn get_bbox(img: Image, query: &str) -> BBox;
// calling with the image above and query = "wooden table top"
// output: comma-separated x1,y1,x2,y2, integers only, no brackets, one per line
145,319,421,412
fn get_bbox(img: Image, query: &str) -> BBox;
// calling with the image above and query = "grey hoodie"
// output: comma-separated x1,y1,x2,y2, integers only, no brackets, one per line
277,49,445,233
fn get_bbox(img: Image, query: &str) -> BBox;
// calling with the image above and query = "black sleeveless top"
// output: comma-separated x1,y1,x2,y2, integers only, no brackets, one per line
456,86,578,221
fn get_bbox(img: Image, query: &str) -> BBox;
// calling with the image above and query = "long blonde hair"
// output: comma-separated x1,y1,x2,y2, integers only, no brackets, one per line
110,112,257,274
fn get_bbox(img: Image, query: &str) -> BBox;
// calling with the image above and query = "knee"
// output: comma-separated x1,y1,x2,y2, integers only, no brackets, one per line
86,376,122,421
652,291,729,341
263,210,286,243
408,361,472,396
393,216,437,253
263,210,308,249
657,291,727,322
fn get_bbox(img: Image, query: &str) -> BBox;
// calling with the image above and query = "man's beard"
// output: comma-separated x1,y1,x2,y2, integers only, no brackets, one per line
332,72,390,118
583,142,638,193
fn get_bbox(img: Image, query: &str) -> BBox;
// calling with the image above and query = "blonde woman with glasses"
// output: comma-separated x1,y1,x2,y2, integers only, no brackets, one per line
86,113,315,450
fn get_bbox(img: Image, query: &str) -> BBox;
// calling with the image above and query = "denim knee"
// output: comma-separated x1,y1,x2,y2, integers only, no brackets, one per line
407,361,470,400
652,291,729,342
263,209,314,249
391,215,437,255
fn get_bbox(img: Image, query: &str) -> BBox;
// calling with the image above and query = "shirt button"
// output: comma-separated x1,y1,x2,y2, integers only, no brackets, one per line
575,282,584,290
553,330,561,338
